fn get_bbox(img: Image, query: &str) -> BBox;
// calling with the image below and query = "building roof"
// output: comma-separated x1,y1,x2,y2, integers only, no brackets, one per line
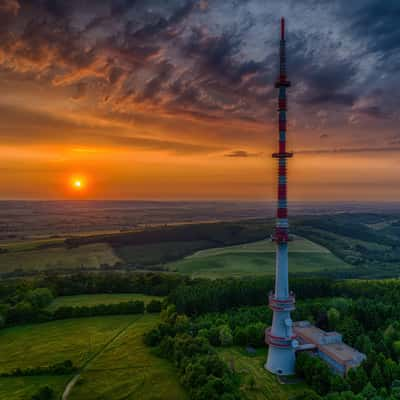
293,321,366,369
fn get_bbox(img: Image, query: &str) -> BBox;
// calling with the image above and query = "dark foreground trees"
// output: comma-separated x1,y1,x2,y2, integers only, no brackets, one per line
144,305,241,400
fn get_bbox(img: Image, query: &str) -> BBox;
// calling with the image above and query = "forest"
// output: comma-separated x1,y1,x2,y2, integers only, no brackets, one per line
3,272,400,399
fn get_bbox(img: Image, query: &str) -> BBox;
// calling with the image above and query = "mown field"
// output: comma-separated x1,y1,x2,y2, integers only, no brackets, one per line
0,242,121,273
218,348,306,400
69,315,187,400
0,314,186,400
46,293,162,312
167,237,350,278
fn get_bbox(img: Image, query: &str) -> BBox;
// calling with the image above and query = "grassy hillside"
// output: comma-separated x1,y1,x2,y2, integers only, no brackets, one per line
46,293,162,312
0,314,186,400
168,237,350,278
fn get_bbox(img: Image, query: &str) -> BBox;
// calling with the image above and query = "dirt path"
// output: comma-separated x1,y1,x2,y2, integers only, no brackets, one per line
61,316,142,400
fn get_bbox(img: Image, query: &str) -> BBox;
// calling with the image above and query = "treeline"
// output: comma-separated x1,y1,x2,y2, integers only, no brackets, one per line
169,277,338,315
65,220,272,249
168,276,400,316
53,300,145,320
0,272,173,328
144,306,241,400
0,360,76,377
292,214,400,274
42,272,188,297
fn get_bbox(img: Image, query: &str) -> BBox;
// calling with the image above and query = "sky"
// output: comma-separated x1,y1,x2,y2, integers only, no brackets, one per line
0,0,399,200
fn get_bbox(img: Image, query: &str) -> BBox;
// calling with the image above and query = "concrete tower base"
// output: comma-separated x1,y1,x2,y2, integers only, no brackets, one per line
265,346,295,375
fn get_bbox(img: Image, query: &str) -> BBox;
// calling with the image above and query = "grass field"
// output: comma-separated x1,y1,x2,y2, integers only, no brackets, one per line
167,237,350,278
0,315,139,374
219,348,306,400
70,315,187,400
0,375,70,400
0,314,186,400
46,293,163,312
0,242,121,273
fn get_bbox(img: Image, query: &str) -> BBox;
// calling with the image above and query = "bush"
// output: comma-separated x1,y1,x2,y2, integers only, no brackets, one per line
146,300,163,313
31,386,54,400
1,360,76,377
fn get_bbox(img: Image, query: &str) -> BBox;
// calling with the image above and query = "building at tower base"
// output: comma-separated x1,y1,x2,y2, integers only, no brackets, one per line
294,321,366,376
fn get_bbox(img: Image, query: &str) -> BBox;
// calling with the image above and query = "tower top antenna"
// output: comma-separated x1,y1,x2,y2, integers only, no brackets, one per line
281,17,285,40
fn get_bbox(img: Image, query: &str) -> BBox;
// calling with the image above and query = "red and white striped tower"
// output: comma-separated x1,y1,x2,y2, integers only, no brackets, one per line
265,18,297,376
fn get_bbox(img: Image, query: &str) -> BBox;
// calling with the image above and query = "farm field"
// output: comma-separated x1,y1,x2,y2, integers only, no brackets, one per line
46,293,163,312
0,314,186,400
218,348,306,400
0,315,140,374
167,237,350,278
0,376,69,400
0,242,121,273
70,315,187,400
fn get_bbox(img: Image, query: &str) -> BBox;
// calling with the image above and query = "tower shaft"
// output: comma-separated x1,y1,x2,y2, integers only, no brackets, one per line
265,17,296,376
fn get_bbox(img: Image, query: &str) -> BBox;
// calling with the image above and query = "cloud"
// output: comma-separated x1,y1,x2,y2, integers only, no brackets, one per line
224,150,262,157
0,0,20,16
296,146,400,155
0,103,223,155
0,0,399,148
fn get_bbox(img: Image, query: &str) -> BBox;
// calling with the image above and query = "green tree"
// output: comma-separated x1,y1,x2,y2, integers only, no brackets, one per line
292,390,321,400
219,325,233,347
327,307,340,330
361,382,377,399
146,300,162,313
347,366,368,393
233,327,247,346
0,313,5,328
371,364,385,389
26,288,54,309
31,386,54,400
330,374,350,393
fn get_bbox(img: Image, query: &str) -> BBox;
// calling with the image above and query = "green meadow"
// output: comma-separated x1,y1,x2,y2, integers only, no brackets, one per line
0,314,186,400
167,237,350,278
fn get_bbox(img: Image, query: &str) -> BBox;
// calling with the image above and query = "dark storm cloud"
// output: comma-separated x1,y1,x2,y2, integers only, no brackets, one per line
0,0,399,139
349,0,400,55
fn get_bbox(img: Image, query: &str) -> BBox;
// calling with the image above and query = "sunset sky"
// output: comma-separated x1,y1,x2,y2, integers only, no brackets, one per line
0,0,399,200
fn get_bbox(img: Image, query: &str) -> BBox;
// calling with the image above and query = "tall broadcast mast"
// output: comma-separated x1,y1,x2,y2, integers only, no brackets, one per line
265,18,297,376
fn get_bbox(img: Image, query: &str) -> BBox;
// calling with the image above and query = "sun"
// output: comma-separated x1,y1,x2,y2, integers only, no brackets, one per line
70,176,86,191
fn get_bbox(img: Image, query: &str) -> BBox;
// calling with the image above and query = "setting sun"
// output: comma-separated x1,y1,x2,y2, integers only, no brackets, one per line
70,176,86,191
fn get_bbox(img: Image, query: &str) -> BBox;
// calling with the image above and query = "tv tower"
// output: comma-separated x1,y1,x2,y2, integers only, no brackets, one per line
265,18,297,375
